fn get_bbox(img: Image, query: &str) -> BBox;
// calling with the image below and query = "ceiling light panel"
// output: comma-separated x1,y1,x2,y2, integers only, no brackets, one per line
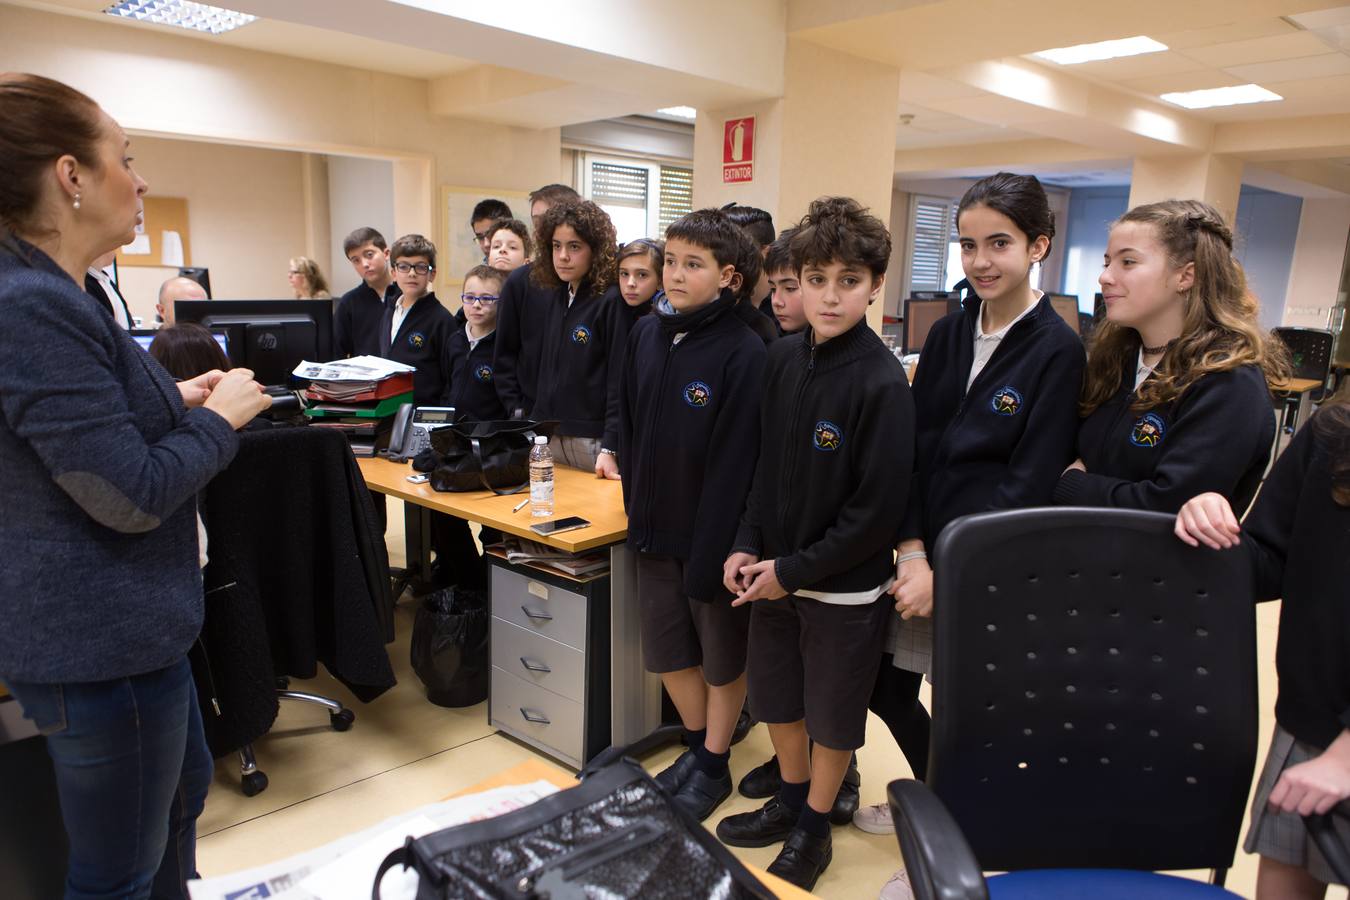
1034,36,1168,65
103,0,258,35
1160,83,1283,109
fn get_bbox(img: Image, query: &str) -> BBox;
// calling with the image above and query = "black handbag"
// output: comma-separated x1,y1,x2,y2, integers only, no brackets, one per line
417,420,556,495
372,759,776,900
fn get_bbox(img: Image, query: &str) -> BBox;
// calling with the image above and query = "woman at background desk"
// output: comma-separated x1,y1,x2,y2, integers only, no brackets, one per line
0,73,270,899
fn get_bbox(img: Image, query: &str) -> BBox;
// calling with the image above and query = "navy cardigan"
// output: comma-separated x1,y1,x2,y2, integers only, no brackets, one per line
0,239,239,683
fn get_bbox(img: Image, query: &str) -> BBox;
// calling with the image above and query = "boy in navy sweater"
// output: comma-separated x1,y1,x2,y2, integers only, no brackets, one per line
440,265,506,422
381,234,454,405
619,208,766,822
765,231,806,337
717,197,914,891
335,227,400,358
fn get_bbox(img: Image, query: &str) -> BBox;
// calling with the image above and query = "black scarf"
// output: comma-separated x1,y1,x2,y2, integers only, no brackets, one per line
656,288,738,338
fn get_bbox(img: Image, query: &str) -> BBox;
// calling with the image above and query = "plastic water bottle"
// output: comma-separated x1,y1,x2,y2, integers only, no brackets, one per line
529,436,554,518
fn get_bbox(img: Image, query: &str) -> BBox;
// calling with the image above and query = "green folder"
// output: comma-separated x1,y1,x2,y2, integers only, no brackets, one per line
303,391,413,419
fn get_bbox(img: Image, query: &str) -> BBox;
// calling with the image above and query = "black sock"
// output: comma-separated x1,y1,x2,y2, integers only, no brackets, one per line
694,743,730,779
796,803,830,839
684,727,707,751
779,778,810,814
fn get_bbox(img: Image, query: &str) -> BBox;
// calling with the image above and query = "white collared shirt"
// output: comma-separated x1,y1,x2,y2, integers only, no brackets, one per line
466,322,494,352
966,293,1041,392
390,297,415,344
87,266,131,330
1134,348,1157,390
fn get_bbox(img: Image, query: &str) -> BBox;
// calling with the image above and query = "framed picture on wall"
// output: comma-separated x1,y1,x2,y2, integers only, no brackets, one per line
439,185,530,290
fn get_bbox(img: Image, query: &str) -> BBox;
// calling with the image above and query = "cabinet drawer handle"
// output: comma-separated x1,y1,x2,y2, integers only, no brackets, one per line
520,707,551,725
521,606,553,622
520,657,552,673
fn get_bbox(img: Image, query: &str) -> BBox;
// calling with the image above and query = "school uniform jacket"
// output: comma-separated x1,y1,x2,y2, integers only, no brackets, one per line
440,316,507,422
492,263,552,418
1053,356,1273,513
379,293,454,406
1238,410,1350,749
901,294,1085,549
531,282,634,450
619,294,766,603
335,281,399,358
734,320,915,594
734,300,780,346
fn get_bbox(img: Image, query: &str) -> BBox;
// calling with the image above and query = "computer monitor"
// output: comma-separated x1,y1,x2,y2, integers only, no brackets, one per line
903,297,953,355
129,327,229,357
1046,293,1081,336
174,299,334,386
177,267,212,298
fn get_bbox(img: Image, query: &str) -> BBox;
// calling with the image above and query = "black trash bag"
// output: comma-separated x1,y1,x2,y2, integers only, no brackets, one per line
410,587,489,708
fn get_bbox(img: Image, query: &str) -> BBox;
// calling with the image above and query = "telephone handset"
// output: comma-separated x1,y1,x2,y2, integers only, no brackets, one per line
386,404,456,461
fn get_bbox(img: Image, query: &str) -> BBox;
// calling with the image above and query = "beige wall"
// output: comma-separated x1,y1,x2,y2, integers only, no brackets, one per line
113,136,314,322
1283,198,1350,329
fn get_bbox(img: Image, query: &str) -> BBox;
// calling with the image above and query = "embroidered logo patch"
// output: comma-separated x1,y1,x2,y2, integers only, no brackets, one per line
1130,412,1166,448
571,325,592,345
474,364,493,383
813,420,843,452
407,331,426,350
990,386,1024,416
683,381,711,408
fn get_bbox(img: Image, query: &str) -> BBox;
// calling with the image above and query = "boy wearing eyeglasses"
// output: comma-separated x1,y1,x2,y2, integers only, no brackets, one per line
383,234,454,405
440,265,506,421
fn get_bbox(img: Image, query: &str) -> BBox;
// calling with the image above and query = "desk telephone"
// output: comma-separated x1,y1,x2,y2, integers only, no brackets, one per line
386,404,456,461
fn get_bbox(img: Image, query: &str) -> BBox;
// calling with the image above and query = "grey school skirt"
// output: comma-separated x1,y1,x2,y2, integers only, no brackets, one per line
1244,724,1350,887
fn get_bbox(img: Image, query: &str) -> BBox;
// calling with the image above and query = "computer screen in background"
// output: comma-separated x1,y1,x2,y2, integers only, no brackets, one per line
174,299,335,386
129,328,229,357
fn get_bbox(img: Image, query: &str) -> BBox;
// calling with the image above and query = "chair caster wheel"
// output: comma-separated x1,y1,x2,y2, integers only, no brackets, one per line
330,709,355,732
242,771,269,797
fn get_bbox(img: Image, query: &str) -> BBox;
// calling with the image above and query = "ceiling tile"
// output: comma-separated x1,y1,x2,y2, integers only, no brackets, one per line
1122,69,1245,94
1153,18,1299,51
1179,31,1333,67
1055,50,1208,80
1288,6,1350,30
1224,52,1350,83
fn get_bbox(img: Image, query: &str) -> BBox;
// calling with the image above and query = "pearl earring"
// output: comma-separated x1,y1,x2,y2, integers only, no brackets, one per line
73,194,81,210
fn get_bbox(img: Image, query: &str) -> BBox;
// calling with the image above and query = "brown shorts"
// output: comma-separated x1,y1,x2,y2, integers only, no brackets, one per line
746,594,891,750
637,553,750,687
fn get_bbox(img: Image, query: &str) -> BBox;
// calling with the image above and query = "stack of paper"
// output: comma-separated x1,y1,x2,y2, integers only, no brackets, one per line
294,357,416,425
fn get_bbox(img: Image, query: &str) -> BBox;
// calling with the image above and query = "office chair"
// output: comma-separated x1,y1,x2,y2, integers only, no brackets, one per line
887,507,1258,899
903,297,956,355
1046,294,1080,336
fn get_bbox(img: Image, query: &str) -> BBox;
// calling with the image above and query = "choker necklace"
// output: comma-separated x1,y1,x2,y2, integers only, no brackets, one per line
1141,340,1173,355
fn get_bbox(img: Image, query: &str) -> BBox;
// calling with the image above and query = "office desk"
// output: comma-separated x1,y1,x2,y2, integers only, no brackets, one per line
357,457,663,768
1271,376,1323,459
450,760,816,900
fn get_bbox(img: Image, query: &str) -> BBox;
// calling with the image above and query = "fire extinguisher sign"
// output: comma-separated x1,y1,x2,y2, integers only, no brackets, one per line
722,117,755,184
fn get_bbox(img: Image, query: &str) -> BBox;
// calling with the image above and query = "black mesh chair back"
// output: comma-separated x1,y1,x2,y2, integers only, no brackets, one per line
1275,327,1334,383
927,508,1257,874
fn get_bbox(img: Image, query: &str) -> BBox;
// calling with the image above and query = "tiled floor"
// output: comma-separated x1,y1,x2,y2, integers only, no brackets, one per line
196,499,1347,899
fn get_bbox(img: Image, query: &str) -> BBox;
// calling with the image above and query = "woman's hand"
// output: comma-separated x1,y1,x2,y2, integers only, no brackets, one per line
732,559,787,607
176,369,226,408
202,369,271,430
594,453,620,481
723,552,759,595
891,557,934,619
1269,730,1350,816
1175,492,1241,550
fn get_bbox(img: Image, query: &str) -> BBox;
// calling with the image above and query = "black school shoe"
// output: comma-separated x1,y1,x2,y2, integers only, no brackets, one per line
731,708,756,746
830,753,861,826
715,796,799,847
738,755,781,799
654,749,699,794
672,768,733,822
766,828,833,891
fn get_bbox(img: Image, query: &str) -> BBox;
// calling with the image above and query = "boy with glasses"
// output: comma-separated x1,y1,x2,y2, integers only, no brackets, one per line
382,234,453,405
471,198,513,260
440,265,506,421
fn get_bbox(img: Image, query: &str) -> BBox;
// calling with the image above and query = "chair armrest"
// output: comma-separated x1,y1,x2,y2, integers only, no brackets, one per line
887,779,988,900
1304,808,1350,886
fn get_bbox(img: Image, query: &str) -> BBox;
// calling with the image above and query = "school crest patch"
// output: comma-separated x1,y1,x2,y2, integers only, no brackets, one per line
474,364,493,383
991,385,1023,416
683,381,711,408
408,331,427,350
813,420,843,452
571,325,592,345
1130,412,1166,448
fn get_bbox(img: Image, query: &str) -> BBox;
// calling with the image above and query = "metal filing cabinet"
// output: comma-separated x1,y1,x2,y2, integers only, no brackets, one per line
488,558,612,769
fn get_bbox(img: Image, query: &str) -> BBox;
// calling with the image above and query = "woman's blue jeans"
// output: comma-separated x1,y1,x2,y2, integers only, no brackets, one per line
7,656,213,900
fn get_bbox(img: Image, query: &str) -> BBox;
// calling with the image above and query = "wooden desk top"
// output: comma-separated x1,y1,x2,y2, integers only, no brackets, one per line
357,457,627,553
449,760,816,900
1271,377,1323,394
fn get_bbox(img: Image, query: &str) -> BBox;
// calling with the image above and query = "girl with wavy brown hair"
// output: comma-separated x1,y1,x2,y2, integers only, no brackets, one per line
1054,199,1289,513
528,198,631,476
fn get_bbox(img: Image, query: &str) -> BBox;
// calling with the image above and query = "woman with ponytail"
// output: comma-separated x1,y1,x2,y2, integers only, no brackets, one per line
1054,199,1288,513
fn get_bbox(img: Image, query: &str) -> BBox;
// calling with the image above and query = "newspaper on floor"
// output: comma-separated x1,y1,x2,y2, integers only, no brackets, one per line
292,356,415,384
188,779,560,900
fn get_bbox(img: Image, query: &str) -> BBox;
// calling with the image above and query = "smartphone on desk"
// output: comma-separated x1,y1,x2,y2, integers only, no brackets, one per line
530,516,591,537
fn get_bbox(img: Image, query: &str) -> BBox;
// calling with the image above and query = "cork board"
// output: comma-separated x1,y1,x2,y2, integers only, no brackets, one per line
117,196,191,268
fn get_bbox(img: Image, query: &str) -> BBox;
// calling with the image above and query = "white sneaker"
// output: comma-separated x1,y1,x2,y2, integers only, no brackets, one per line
852,801,896,834
878,868,915,900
